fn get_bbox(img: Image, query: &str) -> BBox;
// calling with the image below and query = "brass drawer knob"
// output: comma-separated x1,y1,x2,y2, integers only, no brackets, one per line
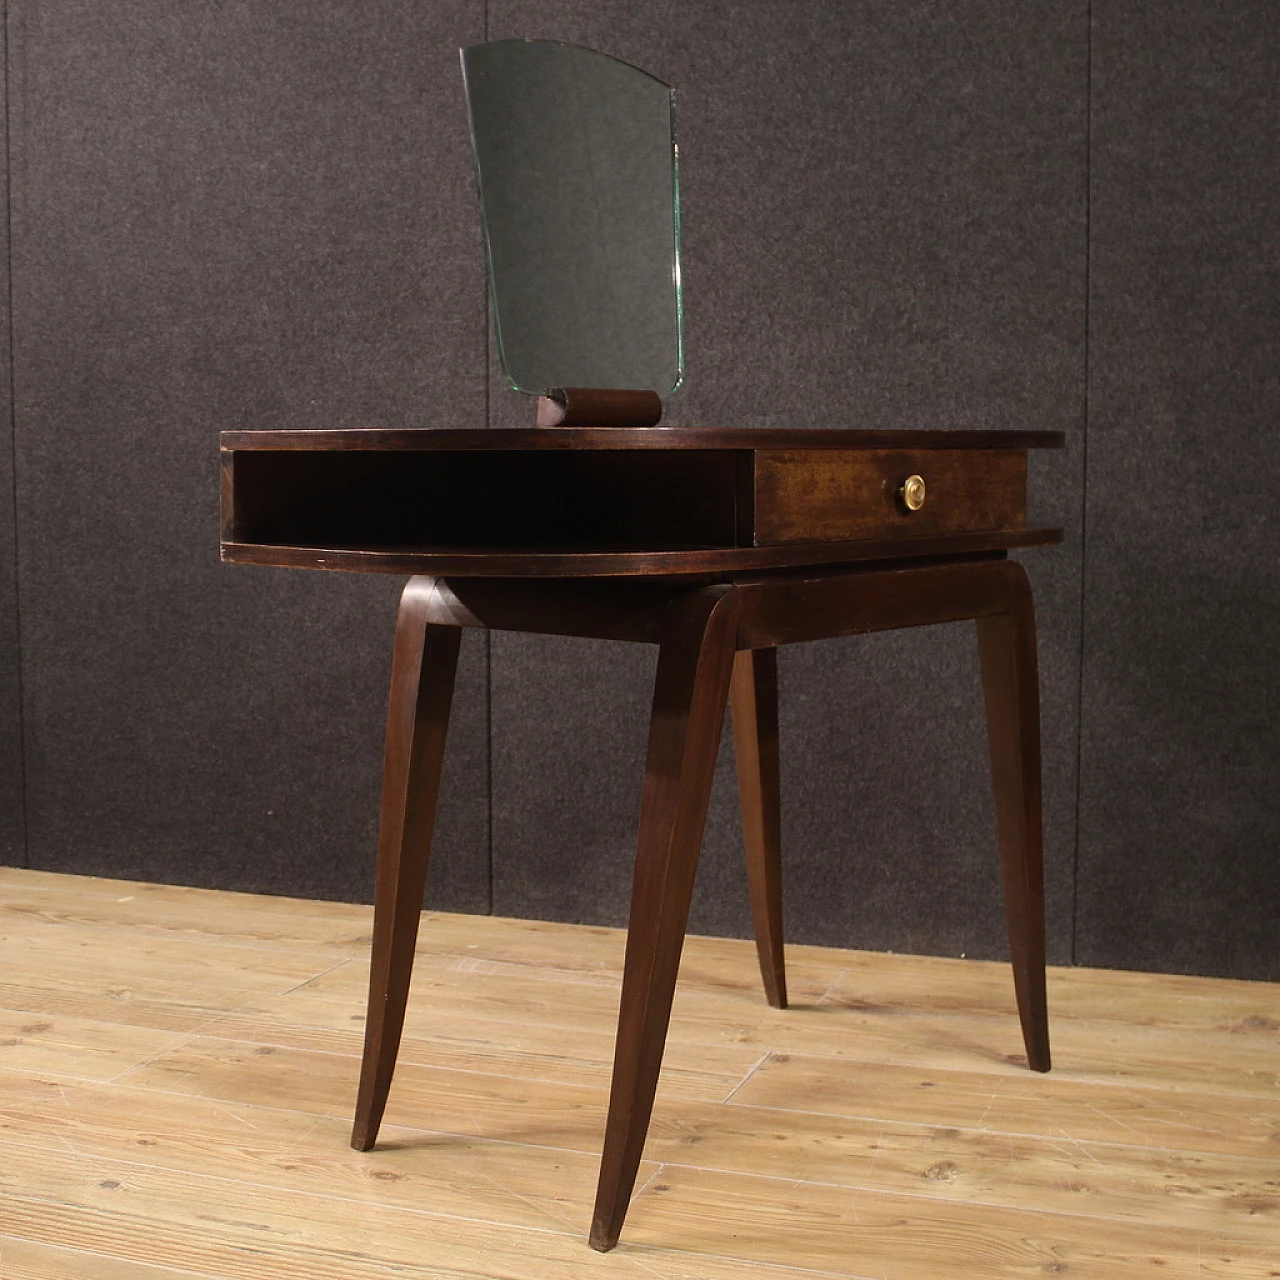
899,474,927,512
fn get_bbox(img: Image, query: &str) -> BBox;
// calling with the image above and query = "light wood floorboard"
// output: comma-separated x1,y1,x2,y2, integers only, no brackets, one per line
1,867,1278,1279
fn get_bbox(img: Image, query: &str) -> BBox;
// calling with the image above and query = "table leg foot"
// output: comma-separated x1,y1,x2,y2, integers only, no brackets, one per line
352,578,462,1150
977,562,1050,1074
730,647,787,1009
590,586,740,1250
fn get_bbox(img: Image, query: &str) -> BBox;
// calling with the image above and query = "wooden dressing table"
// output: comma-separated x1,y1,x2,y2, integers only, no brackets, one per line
221,422,1062,1250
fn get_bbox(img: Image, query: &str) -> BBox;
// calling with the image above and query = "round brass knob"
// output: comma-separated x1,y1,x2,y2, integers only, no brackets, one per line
899,474,927,512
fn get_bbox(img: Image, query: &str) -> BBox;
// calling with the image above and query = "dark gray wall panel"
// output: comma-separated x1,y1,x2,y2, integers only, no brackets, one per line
10,1,489,906
1078,2,1279,978
4,0,1270,984
490,634,656,927
489,2,1087,962
0,11,23,868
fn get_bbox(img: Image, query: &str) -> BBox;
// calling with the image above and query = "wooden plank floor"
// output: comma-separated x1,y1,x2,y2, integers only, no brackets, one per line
1,867,1277,1279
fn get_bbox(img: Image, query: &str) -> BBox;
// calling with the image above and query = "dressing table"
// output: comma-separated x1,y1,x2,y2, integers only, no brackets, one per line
220,40,1062,1252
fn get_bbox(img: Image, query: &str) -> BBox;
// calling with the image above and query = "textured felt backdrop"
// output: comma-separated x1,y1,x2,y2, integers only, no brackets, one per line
0,11,19,868
1076,2,1279,977
0,1,1274,980
7,0,489,908
485,0,1087,964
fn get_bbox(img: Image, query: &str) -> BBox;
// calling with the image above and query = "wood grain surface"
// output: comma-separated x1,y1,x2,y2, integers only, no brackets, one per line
220,427,1066,452
2,867,1277,1278
220,427,1063,579
752,448,1027,543
221,526,1062,578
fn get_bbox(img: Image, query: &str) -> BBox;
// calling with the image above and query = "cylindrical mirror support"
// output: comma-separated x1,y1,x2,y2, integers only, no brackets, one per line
536,387,664,428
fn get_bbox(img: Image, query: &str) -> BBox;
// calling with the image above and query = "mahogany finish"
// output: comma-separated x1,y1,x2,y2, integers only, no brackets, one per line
753,448,1027,544
221,428,1062,579
220,426,1061,1250
730,648,786,1009
222,526,1060,579
352,582,461,1152
977,568,1051,1073
590,586,741,1250
220,426,1063,451
538,387,665,427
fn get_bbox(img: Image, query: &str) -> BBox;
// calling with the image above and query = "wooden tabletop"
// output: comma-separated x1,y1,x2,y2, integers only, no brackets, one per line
221,427,1066,451
220,426,1064,578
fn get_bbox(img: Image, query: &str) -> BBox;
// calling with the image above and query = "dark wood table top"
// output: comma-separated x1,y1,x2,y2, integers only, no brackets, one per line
220,427,1064,578
221,427,1065,451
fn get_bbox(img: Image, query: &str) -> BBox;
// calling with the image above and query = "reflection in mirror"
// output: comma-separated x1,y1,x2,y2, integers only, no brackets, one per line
461,39,682,397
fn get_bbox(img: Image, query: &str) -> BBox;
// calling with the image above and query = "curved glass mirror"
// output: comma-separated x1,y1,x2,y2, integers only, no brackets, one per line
461,39,682,396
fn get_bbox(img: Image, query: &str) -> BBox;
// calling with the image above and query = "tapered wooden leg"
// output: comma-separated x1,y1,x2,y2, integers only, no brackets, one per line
589,587,740,1252
352,577,462,1151
730,648,786,1008
976,562,1050,1073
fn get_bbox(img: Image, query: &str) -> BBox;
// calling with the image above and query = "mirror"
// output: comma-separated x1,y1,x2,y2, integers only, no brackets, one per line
461,39,682,397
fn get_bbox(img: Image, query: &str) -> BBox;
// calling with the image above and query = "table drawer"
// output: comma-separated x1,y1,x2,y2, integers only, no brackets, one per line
751,448,1027,545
